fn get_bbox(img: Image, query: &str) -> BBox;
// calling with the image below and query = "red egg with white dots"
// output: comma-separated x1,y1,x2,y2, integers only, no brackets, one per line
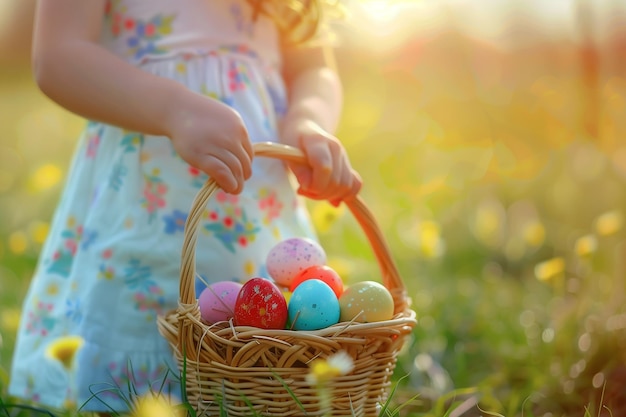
234,277,288,329
289,265,343,298
266,237,327,287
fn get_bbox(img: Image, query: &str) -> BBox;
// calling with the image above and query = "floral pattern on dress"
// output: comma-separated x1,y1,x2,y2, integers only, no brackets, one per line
187,165,208,188
98,248,116,280
25,299,56,336
109,159,128,191
65,298,83,325
86,126,103,159
105,0,176,59
203,191,260,253
121,259,165,320
133,286,166,321
120,131,144,152
46,219,96,278
257,187,284,225
228,60,252,92
162,209,187,234
25,375,41,402
141,169,168,222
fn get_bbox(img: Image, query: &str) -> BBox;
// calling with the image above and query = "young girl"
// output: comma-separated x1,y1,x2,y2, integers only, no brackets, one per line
9,0,361,411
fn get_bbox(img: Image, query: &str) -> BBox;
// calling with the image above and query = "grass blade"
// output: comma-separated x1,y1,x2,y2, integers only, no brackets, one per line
271,371,308,416
378,373,411,417
0,403,58,417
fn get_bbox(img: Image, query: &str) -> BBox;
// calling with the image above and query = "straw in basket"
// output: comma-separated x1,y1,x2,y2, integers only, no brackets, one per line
157,142,417,417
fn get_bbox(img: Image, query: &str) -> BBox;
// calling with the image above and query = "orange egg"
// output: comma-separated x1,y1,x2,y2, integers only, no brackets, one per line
289,265,343,298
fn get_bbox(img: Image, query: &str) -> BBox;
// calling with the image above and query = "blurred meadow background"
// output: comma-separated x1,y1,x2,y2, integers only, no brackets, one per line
2,0,626,416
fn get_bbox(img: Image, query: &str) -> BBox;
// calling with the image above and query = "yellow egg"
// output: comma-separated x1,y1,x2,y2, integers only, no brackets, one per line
338,281,394,323
281,290,292,305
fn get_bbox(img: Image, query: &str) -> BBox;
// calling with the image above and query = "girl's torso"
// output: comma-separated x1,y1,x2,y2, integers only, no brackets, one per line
101,0,282,68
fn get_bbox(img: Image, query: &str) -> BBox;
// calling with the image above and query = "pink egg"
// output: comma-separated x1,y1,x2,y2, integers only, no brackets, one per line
266,237,327,287
198,281,243,324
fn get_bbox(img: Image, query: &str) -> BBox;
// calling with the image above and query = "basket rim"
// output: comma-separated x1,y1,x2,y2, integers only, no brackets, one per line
158,304,416,339
170,141,416,356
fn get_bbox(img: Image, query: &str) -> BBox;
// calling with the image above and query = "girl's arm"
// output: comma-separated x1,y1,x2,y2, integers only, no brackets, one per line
33,0,253,194
280,44,362,204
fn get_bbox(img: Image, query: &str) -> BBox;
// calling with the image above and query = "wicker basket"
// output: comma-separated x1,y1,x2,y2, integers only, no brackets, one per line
157,142,417,417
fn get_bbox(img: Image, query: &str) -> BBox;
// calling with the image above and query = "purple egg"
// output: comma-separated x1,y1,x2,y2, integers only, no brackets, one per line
198,281,243,324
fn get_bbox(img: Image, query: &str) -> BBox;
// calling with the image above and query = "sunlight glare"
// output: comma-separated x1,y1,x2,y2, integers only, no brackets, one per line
343,0,443,55
359,0,399,23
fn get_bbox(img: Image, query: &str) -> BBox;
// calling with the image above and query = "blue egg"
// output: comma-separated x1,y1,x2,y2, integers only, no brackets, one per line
288,279,340,330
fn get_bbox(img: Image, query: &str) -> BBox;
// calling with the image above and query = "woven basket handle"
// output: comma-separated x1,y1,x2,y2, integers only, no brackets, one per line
178,141,409,314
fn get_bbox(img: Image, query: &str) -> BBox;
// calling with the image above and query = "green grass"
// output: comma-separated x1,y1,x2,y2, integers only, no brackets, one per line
2,36,626,416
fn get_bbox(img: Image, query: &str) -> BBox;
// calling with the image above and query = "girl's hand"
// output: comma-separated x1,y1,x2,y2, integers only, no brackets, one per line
282,118,362,206
165,90,254,194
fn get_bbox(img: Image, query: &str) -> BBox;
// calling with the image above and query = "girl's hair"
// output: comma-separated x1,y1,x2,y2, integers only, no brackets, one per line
246,0,343,45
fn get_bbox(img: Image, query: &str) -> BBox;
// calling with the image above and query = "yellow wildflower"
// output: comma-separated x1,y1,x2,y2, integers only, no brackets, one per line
132,393,180,417
595,210,623,236
418,220,444,259
29,163,63,191
534,257,565,282
522,220,545,248
471,199,505,248
574,234,597,257
45,335,84,371
1,308,21,333
30,221,50,245
311,201,345,234
8,231,28,255
306,350,354,385
63,399,77,410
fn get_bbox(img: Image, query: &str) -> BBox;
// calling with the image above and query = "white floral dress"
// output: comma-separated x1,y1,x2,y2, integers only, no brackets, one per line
9,0,316,411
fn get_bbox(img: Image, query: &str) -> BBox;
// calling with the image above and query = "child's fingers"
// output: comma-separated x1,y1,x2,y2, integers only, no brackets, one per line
197,151,247,194
237,142,253,180
302,137,333,193
289,162,312,193
241,138,254,174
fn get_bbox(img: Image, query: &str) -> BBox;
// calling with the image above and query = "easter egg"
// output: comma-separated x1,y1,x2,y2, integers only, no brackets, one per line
288,279,340,331
290,265,343,298
281,290,293,305
339,281,395,323
266,237,326,287
234,277,288,329
198,281,243,324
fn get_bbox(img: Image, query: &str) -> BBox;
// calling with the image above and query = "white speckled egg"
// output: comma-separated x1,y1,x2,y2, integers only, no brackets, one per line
339,281,394,323
266,237,326,287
